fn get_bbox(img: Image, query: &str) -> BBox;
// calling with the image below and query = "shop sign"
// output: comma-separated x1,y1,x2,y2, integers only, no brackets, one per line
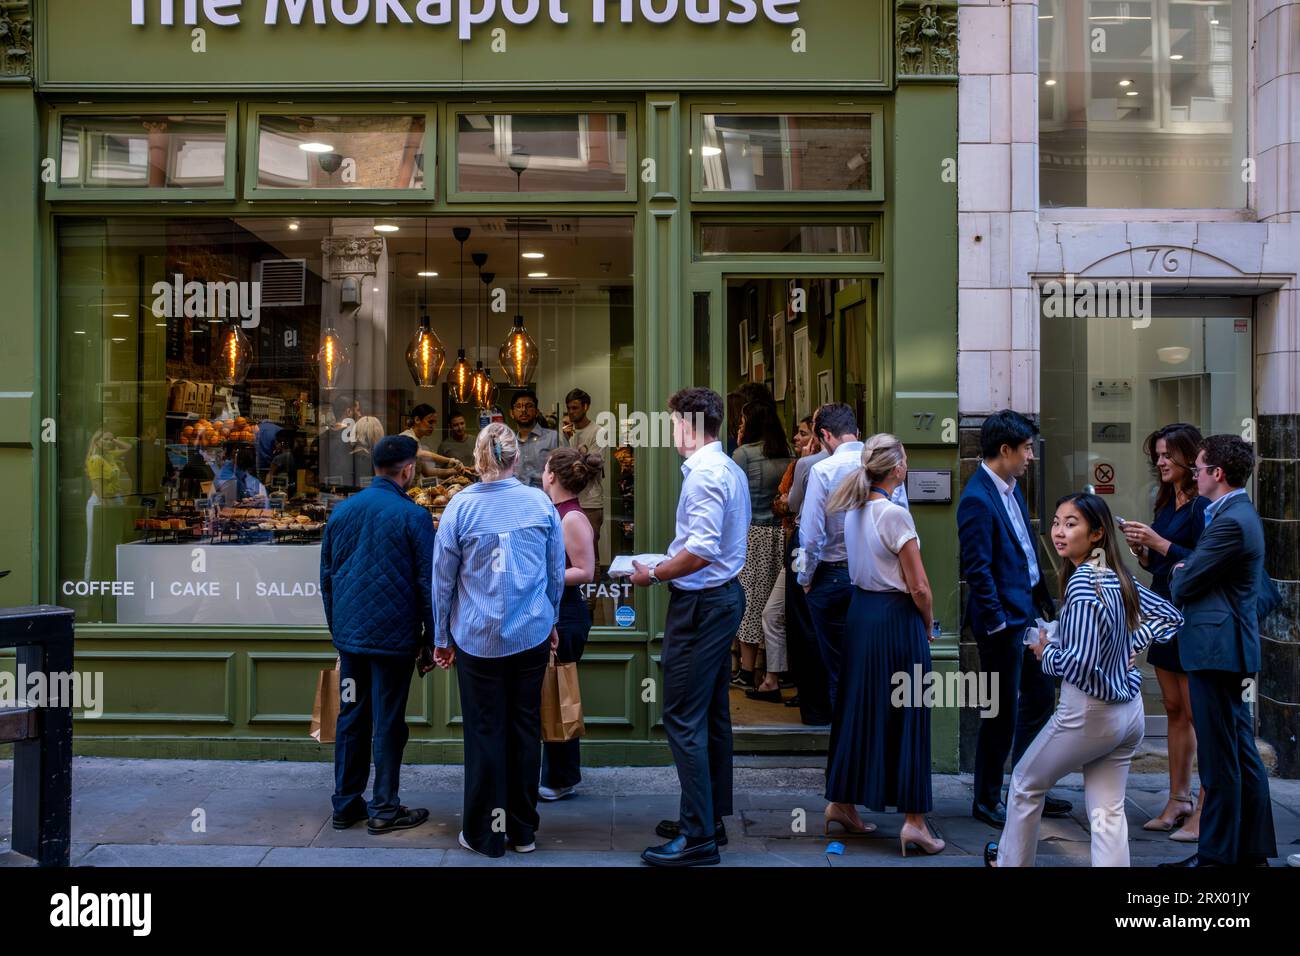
130,1,804,38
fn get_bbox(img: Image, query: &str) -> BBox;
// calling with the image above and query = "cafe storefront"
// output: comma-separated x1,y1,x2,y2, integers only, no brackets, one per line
0,0,963,765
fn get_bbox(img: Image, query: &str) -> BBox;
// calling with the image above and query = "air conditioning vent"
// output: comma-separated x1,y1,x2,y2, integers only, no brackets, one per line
256,259,307,307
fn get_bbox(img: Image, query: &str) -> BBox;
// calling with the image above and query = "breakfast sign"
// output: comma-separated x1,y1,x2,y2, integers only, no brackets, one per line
40,0,888,90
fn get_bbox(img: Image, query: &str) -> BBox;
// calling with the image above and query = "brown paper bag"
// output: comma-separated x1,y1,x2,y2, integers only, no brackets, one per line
541,652,585,743
310,658,341,744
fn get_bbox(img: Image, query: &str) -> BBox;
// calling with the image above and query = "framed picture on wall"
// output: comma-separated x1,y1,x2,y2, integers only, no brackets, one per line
772,311,787,401
739,319,749,374
751,348,765,385
792,325,810,420
817,368,834,408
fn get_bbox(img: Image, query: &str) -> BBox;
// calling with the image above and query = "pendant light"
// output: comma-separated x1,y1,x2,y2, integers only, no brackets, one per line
447,226,474,403
406,219,447,387
471,254,498,411
499,149,539,387
215,322,253,386
318,326,348,389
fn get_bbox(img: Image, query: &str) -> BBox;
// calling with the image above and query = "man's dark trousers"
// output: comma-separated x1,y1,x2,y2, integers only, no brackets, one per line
1187,668,1277,865
333,649,415,821
662,579,745,841
783,537,831,724
972,628,1055,809
804,564,853,709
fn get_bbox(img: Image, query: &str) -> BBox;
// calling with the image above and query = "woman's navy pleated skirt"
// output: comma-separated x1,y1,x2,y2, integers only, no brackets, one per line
824,588,932,814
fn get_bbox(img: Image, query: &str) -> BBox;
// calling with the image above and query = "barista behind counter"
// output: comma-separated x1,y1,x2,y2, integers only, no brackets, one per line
402,404,469,480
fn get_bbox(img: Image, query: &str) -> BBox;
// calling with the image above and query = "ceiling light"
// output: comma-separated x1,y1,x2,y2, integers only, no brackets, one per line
528,272,548,278
111,337,125,343
155,323,167,327
522,252,545,260
418,271,438,277
1044,79,1057,87
73,330,85,335
373,223,399,233
1118,79,1133,87
701,145,722,157
1169,54,1184,60
1210,19,1219,25
1126,90,1140,96
112,313,129,318
288,222,300,231
298,142,334,153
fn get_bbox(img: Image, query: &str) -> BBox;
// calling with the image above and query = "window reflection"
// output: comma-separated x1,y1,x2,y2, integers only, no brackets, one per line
456,113,628,192
255,114,427,190
59,115,227,189
700,114,872,193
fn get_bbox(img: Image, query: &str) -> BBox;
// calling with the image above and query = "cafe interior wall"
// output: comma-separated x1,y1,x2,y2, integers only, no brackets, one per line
0,0,963,766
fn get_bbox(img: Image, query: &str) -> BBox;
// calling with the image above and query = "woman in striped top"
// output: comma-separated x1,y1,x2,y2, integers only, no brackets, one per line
986,492,1182,868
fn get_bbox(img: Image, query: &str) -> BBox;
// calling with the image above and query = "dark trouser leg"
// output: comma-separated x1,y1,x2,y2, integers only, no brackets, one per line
368,654,414,821
973,630,1022,809
541,604,589,790
662,584,743,840
784,540,831,723
332,649,373,817
456,646,509,857
504,641,550,846
805,566,852,711
707,581,745,821
1233,674,1278,862
1012,640,1056,769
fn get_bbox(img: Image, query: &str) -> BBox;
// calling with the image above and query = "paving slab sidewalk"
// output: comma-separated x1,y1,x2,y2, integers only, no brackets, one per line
1,758,1297,867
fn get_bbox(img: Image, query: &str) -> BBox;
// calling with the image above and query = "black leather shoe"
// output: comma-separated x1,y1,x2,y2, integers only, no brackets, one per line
1043,796,1073,818
654,818,727,846
800,712,832,726
641,835,720,867
1159,853,1217,868
983,841,998,867
783,695,801,707
331,804,368,830
972,801,1007,827
745,687,784,703
367,806,430,834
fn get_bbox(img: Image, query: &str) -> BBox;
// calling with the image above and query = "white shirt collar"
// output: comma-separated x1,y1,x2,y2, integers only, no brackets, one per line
832,440,864,458
981,461,1016,498
682,440,723,476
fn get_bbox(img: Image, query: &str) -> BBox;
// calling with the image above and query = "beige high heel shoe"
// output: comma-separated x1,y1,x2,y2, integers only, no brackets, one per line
899,820,945,857
824,804,877,835
1143,793,1193,832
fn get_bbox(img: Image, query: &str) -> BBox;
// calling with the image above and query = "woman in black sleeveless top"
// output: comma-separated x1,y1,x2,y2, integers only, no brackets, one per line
539,447,605,800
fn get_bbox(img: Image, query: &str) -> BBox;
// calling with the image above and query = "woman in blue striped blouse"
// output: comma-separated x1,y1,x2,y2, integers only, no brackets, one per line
431,422,566,858
986,492,1182,868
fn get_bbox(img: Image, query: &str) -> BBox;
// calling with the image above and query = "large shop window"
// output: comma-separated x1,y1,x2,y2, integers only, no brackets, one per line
248,111,434,199
51,113,235,200
58,216,637,629
451,110,631,198
692,110,880,201
1038,0,1248,208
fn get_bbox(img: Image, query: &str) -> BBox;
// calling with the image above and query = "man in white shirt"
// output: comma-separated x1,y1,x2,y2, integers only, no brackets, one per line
561,387,606,549
957,409,1070,828
631,387,749,867
797,404,907,708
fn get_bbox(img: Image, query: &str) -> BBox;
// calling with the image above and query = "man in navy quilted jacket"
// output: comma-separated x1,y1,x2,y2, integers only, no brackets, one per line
321,435,437,834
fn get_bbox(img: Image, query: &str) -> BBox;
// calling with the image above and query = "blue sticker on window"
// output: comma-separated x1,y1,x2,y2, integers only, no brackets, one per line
614,604,636,628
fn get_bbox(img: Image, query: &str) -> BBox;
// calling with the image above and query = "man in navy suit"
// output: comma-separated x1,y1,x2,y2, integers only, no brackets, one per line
1161,435,1278,867
957,410,1070,827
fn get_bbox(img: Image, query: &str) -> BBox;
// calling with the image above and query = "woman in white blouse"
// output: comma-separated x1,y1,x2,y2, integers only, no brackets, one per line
822,434,944,856
986,492,1182,868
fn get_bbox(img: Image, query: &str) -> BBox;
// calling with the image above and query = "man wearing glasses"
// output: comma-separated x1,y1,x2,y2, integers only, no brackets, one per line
511,389,558,489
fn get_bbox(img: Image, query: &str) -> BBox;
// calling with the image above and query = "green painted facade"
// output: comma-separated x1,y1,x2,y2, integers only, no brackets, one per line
1,0,961,766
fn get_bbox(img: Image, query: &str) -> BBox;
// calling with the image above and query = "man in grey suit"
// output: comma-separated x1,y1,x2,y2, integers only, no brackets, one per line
1162,434,1278,868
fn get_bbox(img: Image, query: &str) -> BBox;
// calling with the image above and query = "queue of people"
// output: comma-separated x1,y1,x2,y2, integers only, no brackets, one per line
318,384,1281,868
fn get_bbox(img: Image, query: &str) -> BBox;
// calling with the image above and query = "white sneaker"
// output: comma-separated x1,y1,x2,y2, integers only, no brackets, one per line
1288,853,1299,868
509,840,537,853
457,831,487,856
538,785,577,802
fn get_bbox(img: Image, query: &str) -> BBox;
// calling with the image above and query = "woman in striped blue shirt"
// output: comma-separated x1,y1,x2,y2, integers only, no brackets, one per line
431,422,566,858
986,492,1182,868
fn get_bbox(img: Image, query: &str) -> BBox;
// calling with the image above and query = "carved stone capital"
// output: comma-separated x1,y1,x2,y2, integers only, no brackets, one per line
322,236,386,277
896,1,958,81
0,1,33,79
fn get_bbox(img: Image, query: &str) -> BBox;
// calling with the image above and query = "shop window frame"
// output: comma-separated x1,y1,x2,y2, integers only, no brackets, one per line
244,104,439,202
45,104,238,202
445,102,638,203
689,103,884,204
693,214,881,260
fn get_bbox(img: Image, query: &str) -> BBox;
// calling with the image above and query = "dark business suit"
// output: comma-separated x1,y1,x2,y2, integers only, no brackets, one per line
957,465,1056,810
1170,491,1278,866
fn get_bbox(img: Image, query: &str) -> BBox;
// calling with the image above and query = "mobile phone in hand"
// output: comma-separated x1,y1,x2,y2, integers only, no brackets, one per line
416,645,436,676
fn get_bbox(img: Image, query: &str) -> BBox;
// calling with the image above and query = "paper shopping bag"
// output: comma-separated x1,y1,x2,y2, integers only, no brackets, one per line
541,652,586,743
310,658,341,744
